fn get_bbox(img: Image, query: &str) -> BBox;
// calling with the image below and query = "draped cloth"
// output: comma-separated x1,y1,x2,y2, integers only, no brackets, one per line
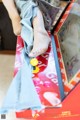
0,0,59,113
33,0,60,30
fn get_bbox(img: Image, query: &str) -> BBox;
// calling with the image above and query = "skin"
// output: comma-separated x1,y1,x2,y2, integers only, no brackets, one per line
2,0,51,57
2,0,22,35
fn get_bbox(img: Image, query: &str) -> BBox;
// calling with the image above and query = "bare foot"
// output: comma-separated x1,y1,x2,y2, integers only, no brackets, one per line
29,29,51,57
29,9,51,57
11,16,22,36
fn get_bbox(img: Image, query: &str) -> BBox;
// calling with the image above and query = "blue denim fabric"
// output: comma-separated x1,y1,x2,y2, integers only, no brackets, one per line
0,0,42,114
15,0,38,54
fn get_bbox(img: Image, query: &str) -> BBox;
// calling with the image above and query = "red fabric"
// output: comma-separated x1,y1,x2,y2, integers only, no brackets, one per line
15,36,61,119
16,82,80,120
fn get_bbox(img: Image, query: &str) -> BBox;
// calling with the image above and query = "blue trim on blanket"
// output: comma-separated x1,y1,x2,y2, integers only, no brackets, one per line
51,35,65,100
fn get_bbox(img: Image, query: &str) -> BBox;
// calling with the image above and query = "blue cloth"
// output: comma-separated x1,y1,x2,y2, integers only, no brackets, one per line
0,50,42,113
0,0,42,114
0,0,60,113
16,0,38,54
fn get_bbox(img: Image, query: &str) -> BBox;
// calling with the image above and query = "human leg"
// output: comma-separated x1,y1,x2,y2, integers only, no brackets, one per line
3,0,51,57
29,8,51,57
2,0,21,35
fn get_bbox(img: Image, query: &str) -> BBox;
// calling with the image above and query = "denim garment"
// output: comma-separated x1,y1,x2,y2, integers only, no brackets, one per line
15,0,38,54
15,0,59,30
0,51,42,113
15,0,59,53
0,0,42,114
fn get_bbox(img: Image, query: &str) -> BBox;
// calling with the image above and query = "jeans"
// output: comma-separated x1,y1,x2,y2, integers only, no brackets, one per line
0,1,42,114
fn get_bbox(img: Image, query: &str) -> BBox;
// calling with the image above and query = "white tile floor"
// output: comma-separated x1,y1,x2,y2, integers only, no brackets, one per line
0,54,24,120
